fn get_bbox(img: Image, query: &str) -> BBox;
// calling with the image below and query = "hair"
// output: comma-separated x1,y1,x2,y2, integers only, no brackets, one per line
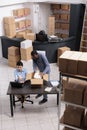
31,50,38,56
16,61,23,66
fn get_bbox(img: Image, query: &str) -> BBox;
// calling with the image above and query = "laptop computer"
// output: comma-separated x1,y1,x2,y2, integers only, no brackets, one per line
10,80,31,88
10,82,23,88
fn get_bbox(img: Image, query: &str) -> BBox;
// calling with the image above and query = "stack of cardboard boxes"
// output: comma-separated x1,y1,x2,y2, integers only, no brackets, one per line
8,46,21,67
20,39,33,73
48,16,55,36
25,33,36,42
3,17,16,38
20,39,33,61
57,46,71,66
59,51,87,76
13,8,30,17
62,80,87,129
51,4,70,38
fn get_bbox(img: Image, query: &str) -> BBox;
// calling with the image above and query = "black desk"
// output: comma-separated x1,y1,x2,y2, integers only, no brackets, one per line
7,81,59,117
1,36,75,63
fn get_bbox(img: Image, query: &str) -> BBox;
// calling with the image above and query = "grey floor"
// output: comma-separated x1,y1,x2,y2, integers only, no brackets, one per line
0,58,65,130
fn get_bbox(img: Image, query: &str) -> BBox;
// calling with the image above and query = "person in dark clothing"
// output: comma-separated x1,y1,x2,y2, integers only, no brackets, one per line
31,50,50,104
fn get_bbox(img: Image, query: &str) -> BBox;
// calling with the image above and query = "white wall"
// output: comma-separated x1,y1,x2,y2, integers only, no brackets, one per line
38,3,51,33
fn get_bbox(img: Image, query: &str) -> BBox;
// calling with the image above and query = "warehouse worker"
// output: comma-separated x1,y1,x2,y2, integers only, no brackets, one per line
31,50,50,104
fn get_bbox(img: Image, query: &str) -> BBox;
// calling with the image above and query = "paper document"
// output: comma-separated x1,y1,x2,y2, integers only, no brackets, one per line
45,87,52,92
50,81,59,87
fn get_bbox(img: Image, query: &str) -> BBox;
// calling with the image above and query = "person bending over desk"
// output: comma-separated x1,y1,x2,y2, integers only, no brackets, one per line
31,50,50,104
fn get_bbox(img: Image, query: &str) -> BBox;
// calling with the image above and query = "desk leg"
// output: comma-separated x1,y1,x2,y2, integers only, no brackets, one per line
10,95,13,117
13,95,15,107
57,93,59,105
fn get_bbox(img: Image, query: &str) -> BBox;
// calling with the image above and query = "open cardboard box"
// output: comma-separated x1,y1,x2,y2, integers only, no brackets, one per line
26,72,48,86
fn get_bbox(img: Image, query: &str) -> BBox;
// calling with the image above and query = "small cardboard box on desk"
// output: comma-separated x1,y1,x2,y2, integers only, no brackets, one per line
26,72,48,86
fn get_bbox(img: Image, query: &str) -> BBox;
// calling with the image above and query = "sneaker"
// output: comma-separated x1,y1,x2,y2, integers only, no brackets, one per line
35,94,42,99
39,98,48,105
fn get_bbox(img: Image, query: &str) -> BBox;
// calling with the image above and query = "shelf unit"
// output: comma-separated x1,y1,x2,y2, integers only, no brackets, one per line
58,72,87,130
80,2,87,52
51,4,70,39
12,8,31,33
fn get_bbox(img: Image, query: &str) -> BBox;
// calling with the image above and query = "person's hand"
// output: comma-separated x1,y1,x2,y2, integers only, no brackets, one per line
18,76,24,83
40,72,43,78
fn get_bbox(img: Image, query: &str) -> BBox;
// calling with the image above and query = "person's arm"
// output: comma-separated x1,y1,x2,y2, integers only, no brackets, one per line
14,70,18,82
33,61,38,72
41,54,50,74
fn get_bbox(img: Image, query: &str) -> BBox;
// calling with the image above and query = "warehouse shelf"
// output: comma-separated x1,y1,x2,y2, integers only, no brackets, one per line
60,117,83,130
61,96,87,109
58,72,87,130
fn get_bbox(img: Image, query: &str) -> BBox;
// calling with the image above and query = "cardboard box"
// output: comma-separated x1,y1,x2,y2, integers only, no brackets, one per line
4,23,16,30
25,29,32,33
61,23,69,30
8,46,20,56
57,46,71,66
59,51,74,73
67,51,82,75
64,82,86,105
51,4,60,10
83,88,87,106
20,46,33,61
61,34,69,38
58,46,71,58
55,23,60,29
8,55,21,62
25,33,35,41
16,20,25,29
78,53,87,76
3,17,15,24
60,14,68,20
48,16,55,35
21,39,32,49
13,9,24,17
16,31,26,39
24,8,30,15
5,30,16,37
55,14,60,20
64,106,84,127
25,19,31,27
26,72,48,85
8,60,17,68
61,4,69,10
4,23,16,36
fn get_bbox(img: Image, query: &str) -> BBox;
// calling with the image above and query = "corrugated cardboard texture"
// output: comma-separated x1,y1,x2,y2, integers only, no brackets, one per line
64,81,86,105
64,106,84,127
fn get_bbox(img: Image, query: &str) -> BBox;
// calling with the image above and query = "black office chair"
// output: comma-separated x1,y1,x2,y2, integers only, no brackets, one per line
13,80,33,108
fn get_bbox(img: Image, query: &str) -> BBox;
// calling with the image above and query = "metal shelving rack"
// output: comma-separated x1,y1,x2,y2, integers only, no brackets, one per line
80,2,87,52
58,72,87,130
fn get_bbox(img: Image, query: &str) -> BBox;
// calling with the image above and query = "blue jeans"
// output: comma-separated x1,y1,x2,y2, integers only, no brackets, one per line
43,73,50,99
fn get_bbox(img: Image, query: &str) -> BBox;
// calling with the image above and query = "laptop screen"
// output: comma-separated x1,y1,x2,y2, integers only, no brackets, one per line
10,82,23,88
